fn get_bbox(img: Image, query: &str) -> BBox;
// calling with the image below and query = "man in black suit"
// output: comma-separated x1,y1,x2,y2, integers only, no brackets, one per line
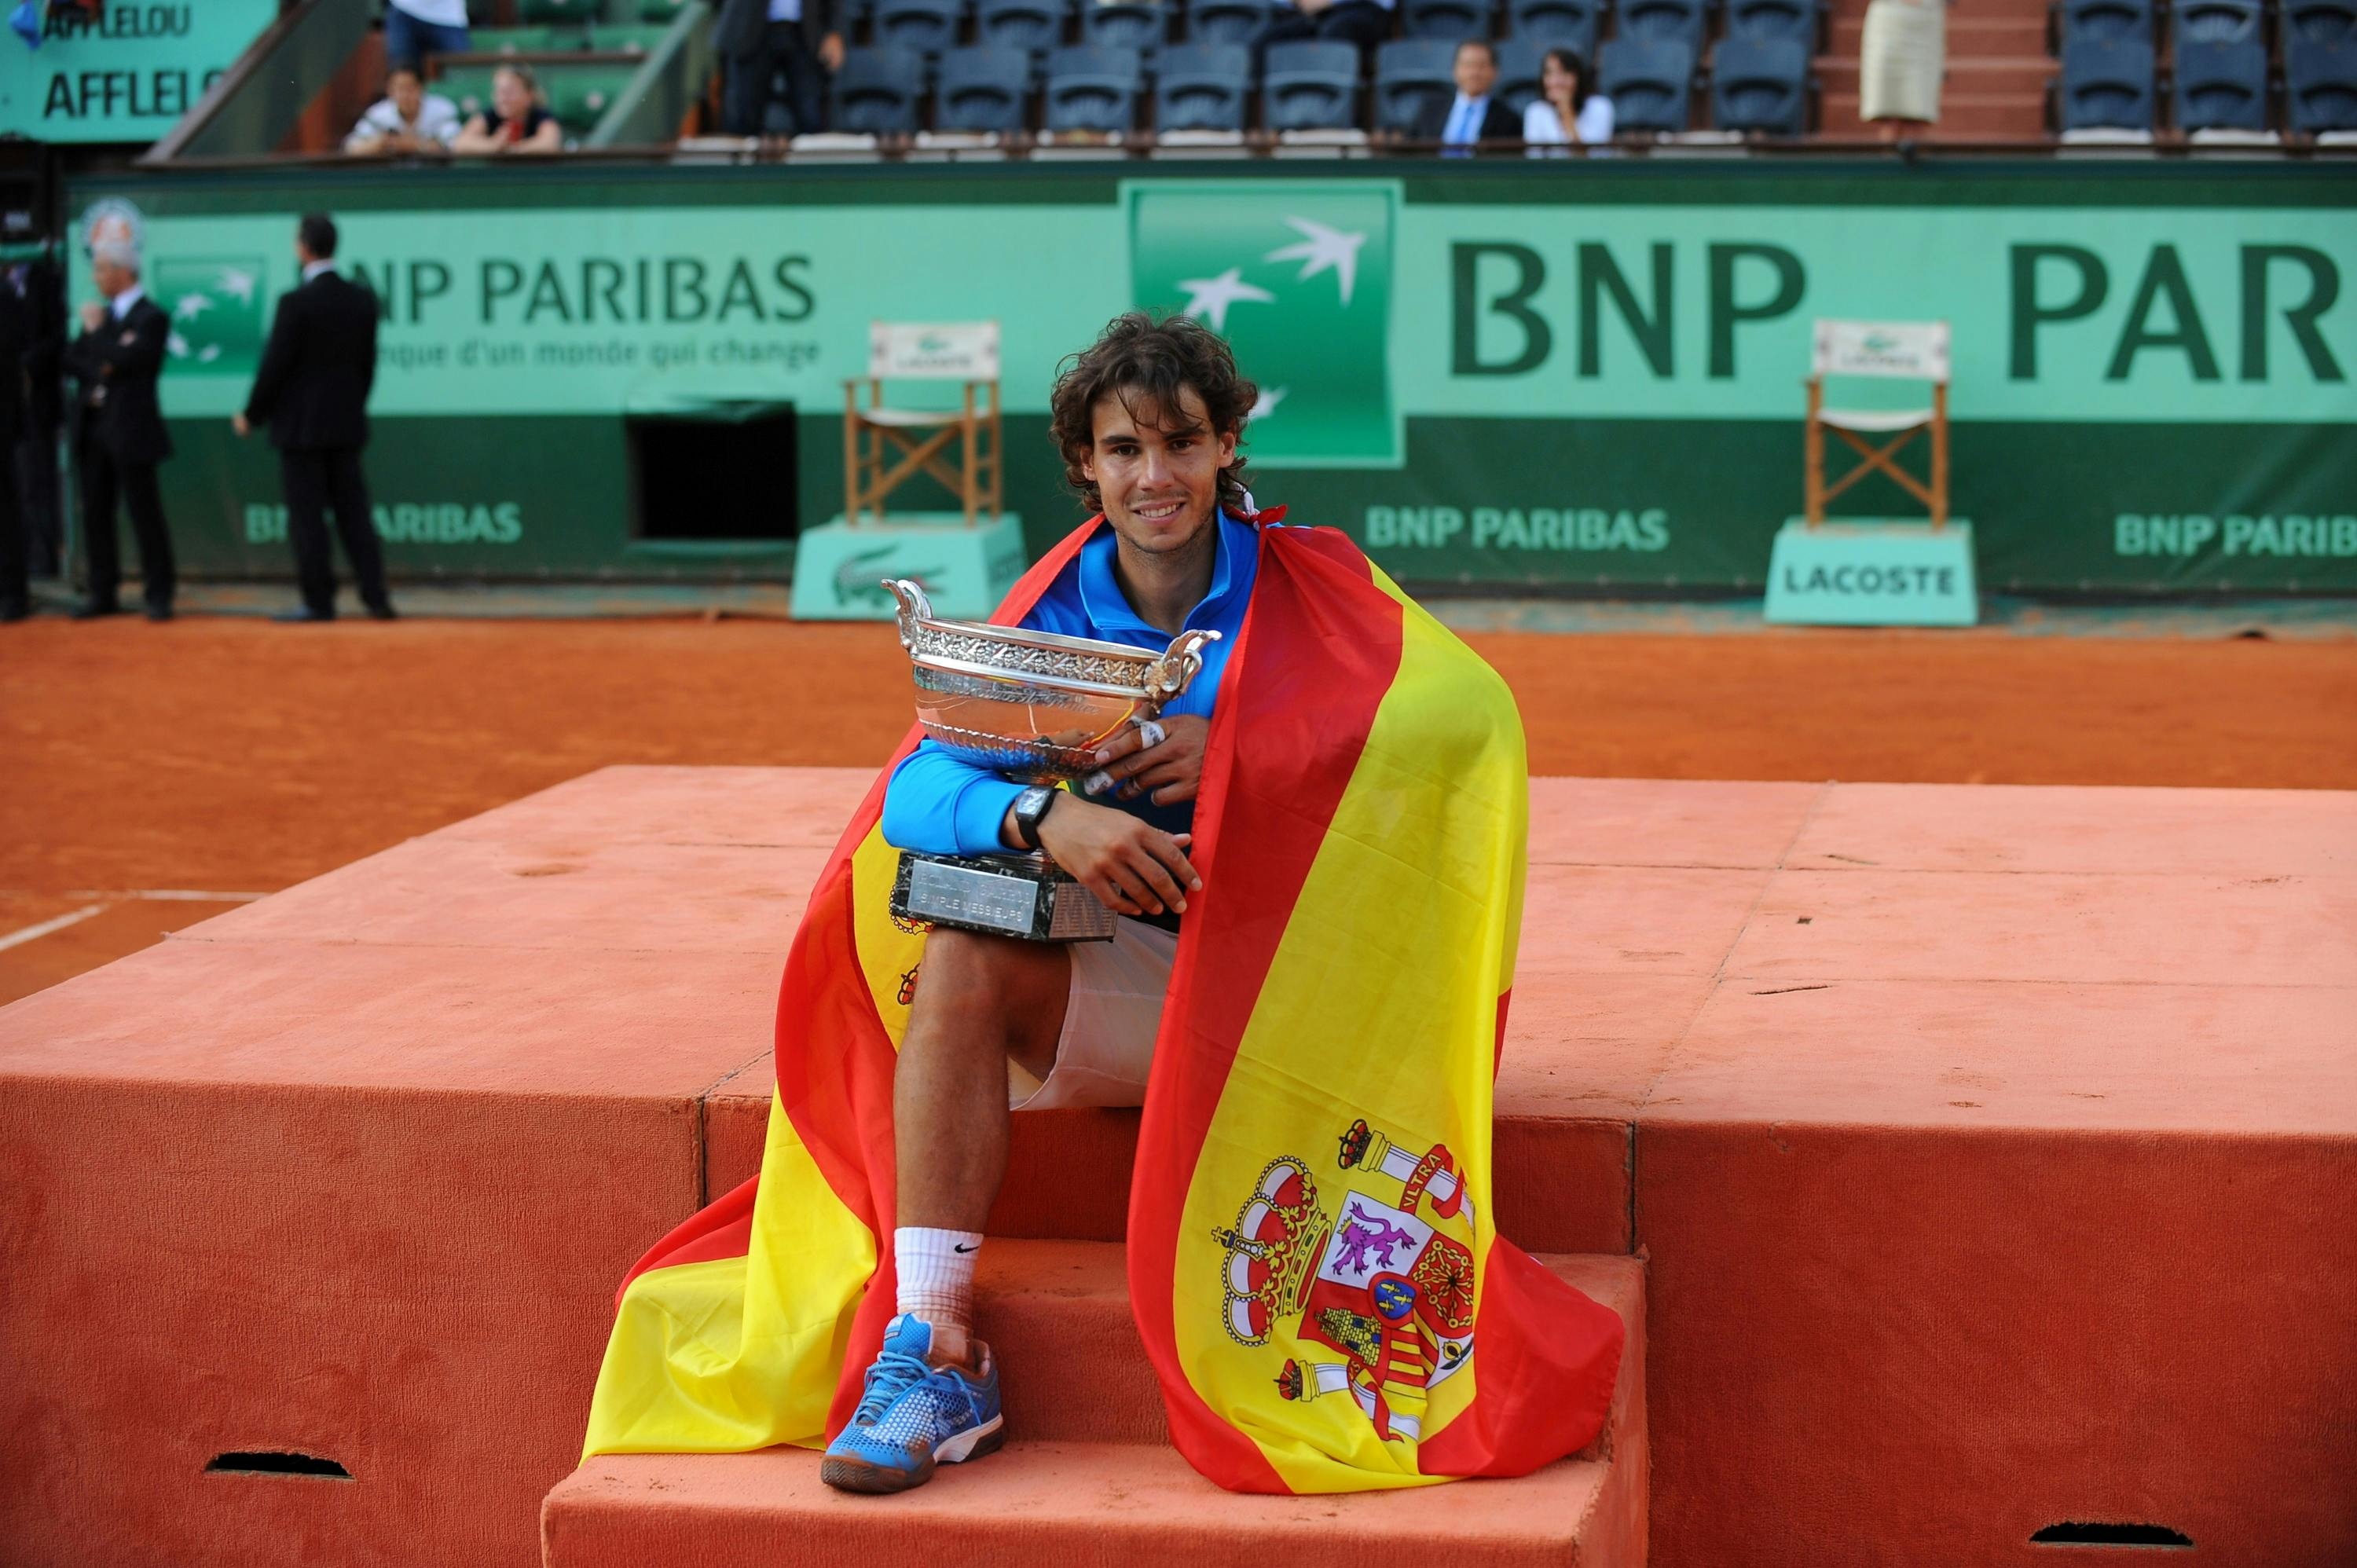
713,0,843,138
1411,38,1520,153
0,266,27,622
235,214,394,624
63,240,176,621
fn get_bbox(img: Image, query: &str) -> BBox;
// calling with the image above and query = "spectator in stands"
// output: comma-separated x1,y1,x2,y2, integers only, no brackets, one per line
1860,0,1946,141
1262,0,1393,67
1414,39,1519,152
383,0,472,64
452,66,566,154
1524,47,1613,148
62,241,176,622
714,0,845,138
345,64,463,156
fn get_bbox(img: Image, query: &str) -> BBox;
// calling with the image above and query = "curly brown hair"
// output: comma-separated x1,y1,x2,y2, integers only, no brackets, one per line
1048,312,1259,517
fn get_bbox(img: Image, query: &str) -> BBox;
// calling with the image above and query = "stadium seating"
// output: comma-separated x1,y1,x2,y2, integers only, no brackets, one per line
1509,0,1602,52
1082,0,1170,50
1261,39,1362,127
832,46,926,131
1724,0,1818,48
435,64,501,118
841,0,876,35
976,0,1069,56
1043,43,1145,130
2172,0,2262,44
585,23,669,51
1711,34,1809,133
1597,35,1694,130
2285,33,2357,130
1402,0,1494,38
2283,0,2357,45
2057,35,2156,132
638,0,691,17
1189,0,1279,46
519,0,596,20
1153,41,1254,127
1496,35,1547,112
1619,0,1710,53
467,26,566,53
1376,37,1461,132
543,64,638,133
937,45,1035,129
2172,36,2269,131
873,0,965,57
2056,0,2154,46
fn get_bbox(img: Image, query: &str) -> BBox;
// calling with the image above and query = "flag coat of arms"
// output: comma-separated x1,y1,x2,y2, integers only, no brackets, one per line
583,517,1624,1493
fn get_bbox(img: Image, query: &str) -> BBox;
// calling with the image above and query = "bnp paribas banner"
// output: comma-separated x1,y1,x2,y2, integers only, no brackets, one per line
3,1,278,143
67,166,2357,591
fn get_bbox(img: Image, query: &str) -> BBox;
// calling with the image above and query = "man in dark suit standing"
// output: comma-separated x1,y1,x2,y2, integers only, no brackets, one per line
1411,39,1521,153
0,264,27,622
713,0,843,138
234,214,394,624
63,240,176,621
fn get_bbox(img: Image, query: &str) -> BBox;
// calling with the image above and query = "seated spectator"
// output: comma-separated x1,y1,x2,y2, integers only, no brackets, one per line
1860,0,1946,141
714,0,844,138
1263,0,1395,64
1523,46,1615,148
451,66,566,155
1414,38,1519,152
344,64,462,156
384,0,472,64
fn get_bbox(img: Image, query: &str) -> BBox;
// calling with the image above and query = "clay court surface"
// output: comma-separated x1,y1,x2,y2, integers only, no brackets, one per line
4,611,2353,1006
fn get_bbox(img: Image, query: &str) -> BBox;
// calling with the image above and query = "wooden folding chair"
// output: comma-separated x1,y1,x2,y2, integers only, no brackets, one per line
1804,319,1951,529
844,321,1004,528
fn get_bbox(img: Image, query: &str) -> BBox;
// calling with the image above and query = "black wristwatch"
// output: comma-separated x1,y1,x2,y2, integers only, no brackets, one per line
1011,784,1058,850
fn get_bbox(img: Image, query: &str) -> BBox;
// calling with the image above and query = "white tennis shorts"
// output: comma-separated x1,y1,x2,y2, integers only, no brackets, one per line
1008,917,1179,1111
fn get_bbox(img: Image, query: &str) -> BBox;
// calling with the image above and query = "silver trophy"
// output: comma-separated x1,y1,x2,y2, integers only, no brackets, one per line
885,578,1219,942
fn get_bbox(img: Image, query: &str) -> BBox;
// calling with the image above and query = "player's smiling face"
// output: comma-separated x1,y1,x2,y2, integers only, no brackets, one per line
1083,383,1237,556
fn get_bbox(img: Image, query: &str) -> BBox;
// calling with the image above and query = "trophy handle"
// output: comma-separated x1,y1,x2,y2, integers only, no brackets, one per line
884,579,937,651
1142,628,1222,705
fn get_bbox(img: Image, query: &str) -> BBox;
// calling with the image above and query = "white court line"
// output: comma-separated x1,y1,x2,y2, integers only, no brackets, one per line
0,904,109,953
64,889,271,903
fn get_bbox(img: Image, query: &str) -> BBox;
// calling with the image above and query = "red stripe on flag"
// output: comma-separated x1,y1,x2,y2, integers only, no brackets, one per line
1127,526,1405,1493
1415,1240,1625,1478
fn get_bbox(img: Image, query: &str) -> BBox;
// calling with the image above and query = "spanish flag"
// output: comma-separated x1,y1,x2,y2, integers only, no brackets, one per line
582,518,1624,1493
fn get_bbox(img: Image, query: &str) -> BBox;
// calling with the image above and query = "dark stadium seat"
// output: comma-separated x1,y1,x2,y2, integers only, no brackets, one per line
543,64,637,134
2172,0,2262,44
2172,36,2268,130
586,24,669,53
976,0,1069,57
840,0,876,36
1596,36,1693,130
832,46,926,132
2057,0,2154,46
1081,1,1170,51
873,0,965,57
2285,33,2357,130
1154,41,1254,128
2058,35,2156,131
1402,0,1494,39
936,45,1035,130
1509,0,1602,52
1496,36,1546,112
1043,43,1145,130
1190,0,1279,47
1261,40,1362,128
1724,0,1819,48
2283,0,2357,46
1618,0,1709,52
1376,38,1461,131
1710,34,1808,133
435,64,500,119
467,27,566,53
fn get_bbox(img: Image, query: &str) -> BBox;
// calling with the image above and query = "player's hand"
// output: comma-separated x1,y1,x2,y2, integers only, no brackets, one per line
1032,797,1199,918
231,412,251,438
819,31,845,70
1083,714,1210,806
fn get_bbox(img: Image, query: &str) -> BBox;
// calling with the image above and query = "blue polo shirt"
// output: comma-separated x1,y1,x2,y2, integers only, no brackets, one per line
881,511,1261,857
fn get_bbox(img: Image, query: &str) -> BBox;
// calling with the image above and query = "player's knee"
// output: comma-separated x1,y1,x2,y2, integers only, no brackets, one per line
913,928,1054,1028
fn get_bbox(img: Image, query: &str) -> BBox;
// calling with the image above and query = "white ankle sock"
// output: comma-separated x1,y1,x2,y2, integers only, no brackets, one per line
895,1227,983,1332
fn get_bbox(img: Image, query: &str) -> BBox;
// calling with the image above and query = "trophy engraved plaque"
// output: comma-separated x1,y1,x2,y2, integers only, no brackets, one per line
883,578,1219,943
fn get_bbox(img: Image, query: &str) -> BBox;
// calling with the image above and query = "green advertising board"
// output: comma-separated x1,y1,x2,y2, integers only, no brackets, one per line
60,161,2357,593
3,0,278,143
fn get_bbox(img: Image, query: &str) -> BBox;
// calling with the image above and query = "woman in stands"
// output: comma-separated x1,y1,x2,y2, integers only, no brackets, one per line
1523,49,1615,151
453,65,565,156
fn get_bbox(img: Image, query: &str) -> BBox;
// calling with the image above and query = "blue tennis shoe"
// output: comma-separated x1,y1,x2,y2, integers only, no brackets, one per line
819,1313,1003,1494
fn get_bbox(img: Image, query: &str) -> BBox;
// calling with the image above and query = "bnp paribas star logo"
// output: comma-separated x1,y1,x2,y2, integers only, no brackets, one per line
1127,181,1400,468
151,256,267,376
